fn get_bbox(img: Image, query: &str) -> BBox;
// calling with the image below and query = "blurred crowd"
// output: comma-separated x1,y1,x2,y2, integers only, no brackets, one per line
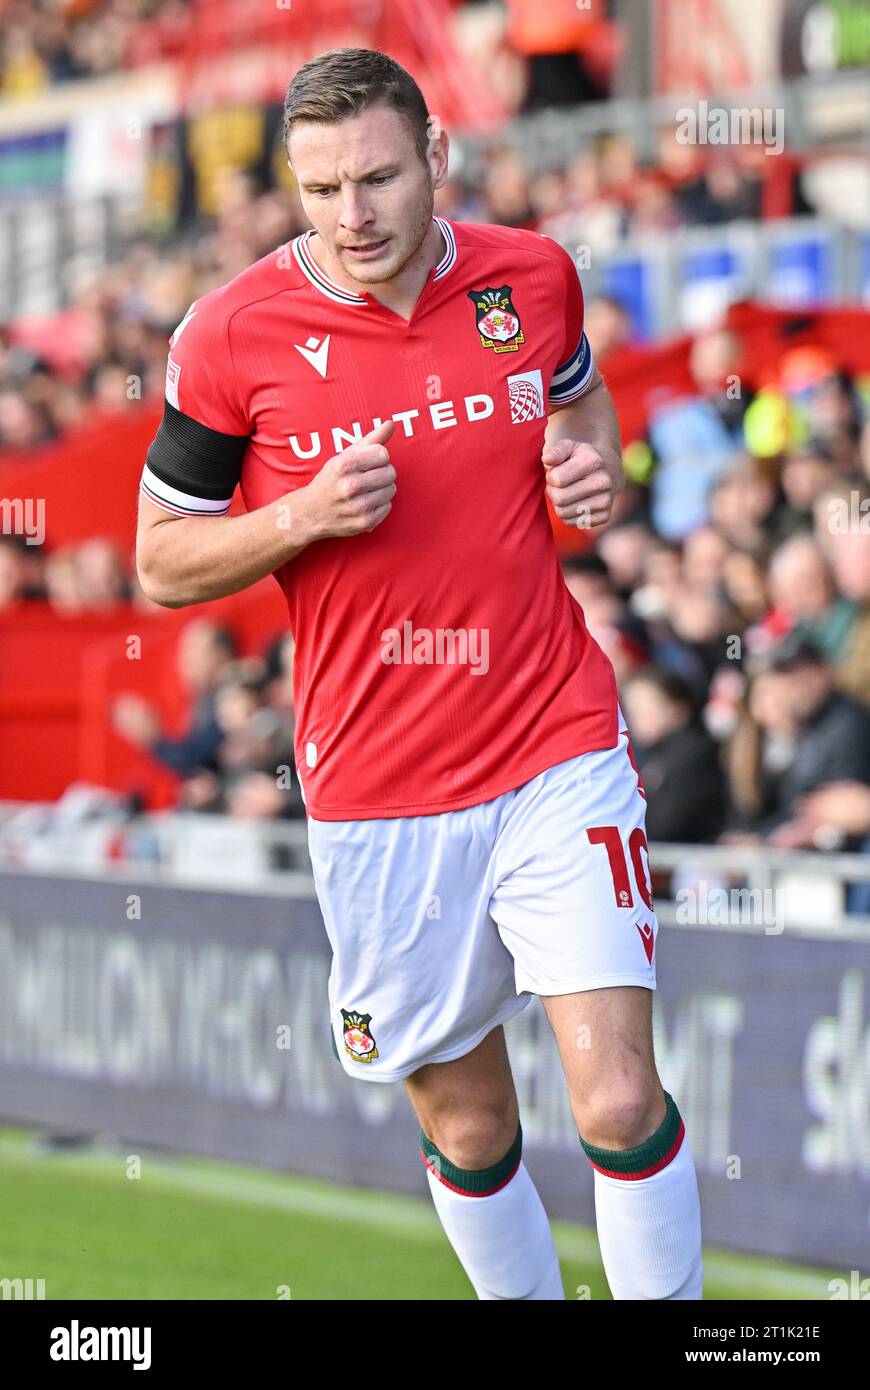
2,0,602,101
0,175,297,451
563,320,870,855
0,0,191,92
457,131,787,251
0,128,820,454
112,619,304,821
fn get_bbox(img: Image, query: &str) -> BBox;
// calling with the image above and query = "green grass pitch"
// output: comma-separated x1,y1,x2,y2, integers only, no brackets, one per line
0,1129,838,1300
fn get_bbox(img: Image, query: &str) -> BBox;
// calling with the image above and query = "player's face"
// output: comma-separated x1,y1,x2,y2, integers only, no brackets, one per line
289,103,448,287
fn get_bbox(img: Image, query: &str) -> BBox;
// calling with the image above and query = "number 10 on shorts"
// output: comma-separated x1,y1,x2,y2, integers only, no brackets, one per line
587,825,653,910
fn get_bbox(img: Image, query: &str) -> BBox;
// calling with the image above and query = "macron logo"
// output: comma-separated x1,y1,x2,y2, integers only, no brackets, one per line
295,334,330,379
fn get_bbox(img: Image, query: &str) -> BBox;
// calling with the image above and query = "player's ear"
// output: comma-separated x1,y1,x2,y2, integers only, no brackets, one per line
430,131,449,190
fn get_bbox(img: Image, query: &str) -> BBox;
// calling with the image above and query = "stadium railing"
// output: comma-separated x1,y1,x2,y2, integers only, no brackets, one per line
1,801,868,932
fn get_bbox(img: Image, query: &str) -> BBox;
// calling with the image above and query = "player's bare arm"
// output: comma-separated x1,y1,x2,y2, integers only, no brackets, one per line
137,418,396,607
542,364,625,529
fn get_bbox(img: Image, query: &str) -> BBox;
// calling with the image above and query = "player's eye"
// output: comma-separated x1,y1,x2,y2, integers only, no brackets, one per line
369,174,394,185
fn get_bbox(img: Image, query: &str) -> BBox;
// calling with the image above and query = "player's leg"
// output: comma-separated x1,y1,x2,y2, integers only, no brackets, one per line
542,985,702,1300
307,800,560,1299
488,720,703,1300
405,1024,565,1301
306,804,530,1084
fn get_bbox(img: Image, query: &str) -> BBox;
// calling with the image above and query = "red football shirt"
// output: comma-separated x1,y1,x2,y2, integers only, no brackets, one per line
141,216,619,818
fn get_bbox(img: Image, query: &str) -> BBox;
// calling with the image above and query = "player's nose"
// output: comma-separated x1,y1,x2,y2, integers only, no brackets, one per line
339,188,374,231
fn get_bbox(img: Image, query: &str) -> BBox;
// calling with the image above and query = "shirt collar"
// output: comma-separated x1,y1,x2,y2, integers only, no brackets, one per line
291,215,457,306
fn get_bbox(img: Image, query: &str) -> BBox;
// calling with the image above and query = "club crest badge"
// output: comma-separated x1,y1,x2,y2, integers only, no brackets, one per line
467,286,525,353
341,1009,379,1063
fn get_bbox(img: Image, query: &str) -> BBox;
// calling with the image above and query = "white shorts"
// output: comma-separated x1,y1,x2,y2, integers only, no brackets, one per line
306,714,658,1083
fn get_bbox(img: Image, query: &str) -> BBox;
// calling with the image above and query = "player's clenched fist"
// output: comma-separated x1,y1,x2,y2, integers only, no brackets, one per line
542,438,620,529
300,418,397,539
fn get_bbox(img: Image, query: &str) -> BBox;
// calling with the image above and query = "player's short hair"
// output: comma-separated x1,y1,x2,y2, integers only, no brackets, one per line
283,47,432,168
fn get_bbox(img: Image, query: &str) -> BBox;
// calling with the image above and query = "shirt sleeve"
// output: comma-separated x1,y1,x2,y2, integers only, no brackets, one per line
545,239,596,409
140,301,251,517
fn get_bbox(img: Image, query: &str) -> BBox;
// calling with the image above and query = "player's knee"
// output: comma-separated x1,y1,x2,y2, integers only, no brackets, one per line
425,1106,518,1172
576,1080,665,1151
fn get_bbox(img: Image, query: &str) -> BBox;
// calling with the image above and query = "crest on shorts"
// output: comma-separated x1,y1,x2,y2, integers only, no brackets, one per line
467,286,525,352
341,1009,379,1063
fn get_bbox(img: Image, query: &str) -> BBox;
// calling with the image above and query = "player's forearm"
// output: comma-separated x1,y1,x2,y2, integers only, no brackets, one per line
137,491,315,607
545,373,625,494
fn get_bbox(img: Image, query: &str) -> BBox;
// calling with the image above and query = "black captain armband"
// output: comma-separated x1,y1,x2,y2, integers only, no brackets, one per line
140,399,250,517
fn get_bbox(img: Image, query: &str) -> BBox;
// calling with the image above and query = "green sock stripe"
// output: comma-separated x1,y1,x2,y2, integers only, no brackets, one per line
419,1123,522,1195
579,1092,682,1175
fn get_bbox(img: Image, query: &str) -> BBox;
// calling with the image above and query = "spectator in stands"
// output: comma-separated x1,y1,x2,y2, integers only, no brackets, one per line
791,776,870,918
708,456,779,554
723,663,798,837
630,538,683,626
597,519,654,602
212,660,303,819
681,525,731,595
111,619,237,778
761,534,856,665
650,582,737,698
562,555,651,691
647,331,750,541
689,329,750,437
225,770,303,820
585,602,650,691
503,0,608,111
820,519,870,707
673,155,761,226
777,348,863,472
621,666,725,843
0,389,54,449
536,148,624,256
720,545,769,626
583,294,633,364
793,781,870,844
771,440,840,543
1,21,50,94
44,546,85,612
75,538,131,607
262,629,296,718
861,418,870,484
626,174,681,238
561,550,613,611
481,149,535,229
0,537,26,608
754,637,870,847
0,0,193,90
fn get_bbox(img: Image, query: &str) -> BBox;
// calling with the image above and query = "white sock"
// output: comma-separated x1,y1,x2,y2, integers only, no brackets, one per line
585,1096,703,1300
422,1128,565,1300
